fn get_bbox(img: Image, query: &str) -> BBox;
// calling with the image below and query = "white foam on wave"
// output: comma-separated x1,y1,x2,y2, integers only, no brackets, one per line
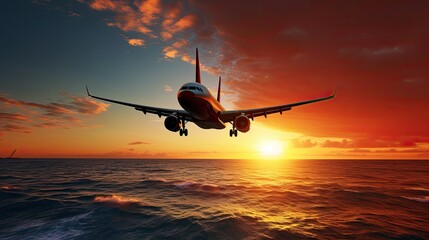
0,185,21,190
408,187,429,192
402,196,429,202
94,194,145,205
11,220,47,232
174,181,196,189
344,189,361,193
9,212,92,240
174,181,220,192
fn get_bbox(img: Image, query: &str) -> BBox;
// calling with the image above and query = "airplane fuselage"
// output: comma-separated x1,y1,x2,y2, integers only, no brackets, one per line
177,82,226,129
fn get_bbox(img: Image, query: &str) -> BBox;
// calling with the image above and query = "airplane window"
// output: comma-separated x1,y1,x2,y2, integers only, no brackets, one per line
197,87,203,92
180,86,188,90
189,86,196,90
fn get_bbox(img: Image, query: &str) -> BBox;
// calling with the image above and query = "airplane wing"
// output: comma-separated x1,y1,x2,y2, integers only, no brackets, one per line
219,89,336,123
86,86,193,121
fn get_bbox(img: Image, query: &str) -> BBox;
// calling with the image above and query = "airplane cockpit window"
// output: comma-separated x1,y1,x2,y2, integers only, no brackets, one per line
189,86,196,90
180,86,188,90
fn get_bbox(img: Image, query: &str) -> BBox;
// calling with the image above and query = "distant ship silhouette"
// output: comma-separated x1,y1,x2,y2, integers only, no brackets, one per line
1,149,17,159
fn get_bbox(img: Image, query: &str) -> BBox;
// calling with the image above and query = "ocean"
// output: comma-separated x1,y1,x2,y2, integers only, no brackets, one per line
0,159,428,239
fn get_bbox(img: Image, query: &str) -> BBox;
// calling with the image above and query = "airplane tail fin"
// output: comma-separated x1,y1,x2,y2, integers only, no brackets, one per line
217,76,221,103
195,48,201,84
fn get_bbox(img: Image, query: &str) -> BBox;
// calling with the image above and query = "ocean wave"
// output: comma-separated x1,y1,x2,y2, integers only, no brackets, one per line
146,168,172,173
139,178,227,194
141,178,168,184
408,187,429,192
0,185,21,190
93,194,146,206
402,196,429,203
5,212,92,240
56,178,99,186
174,181,222,192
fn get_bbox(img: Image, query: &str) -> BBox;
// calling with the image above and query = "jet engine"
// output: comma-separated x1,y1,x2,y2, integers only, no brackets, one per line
164,116,181,132
235,115,250,133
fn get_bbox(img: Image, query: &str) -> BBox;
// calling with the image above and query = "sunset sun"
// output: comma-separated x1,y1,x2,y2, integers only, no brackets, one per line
259,140,285,158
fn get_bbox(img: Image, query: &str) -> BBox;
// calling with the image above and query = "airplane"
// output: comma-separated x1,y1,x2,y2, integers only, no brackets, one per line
86,48,336,137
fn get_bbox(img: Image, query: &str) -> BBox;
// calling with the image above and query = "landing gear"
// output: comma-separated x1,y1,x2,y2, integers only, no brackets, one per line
179,128,188,136
229,128,238,137
179,118,188,136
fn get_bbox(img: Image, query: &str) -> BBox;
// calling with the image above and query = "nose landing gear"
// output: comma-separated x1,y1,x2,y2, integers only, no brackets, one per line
229,128,238,137
179,118,188,136
179,128,188,136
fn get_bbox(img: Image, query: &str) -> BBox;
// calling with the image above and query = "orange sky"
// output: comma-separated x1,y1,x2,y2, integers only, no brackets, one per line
1,1,429,159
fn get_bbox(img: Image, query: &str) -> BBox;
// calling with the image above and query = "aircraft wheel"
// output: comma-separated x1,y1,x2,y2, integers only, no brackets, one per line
234,129,238,137
229,129,233,137
184,129,188,136
179,129,183,136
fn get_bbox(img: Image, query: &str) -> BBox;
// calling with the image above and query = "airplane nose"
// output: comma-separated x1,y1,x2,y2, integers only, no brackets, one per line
178,90,195,99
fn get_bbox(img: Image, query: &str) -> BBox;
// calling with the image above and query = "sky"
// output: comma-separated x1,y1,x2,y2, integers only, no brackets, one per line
1,0,428,159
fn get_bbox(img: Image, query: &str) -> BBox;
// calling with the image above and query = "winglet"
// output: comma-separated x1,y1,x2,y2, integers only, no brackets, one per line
217,76,221,103
195,48,201,84
332,86,338,98
86,85,91,97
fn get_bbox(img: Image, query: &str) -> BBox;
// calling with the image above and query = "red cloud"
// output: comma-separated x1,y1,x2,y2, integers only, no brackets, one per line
320,138,428,149
69,96,109,114
128,141,150,145
189,1,429,143
1,124,31,133
0,93,109,134
127,38,144,46
0,94,109,117
290,139,317,148
0,112,29,122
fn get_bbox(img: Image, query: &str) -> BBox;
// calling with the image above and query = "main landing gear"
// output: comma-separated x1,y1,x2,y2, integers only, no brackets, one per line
229,128,238,137
179,119,188,136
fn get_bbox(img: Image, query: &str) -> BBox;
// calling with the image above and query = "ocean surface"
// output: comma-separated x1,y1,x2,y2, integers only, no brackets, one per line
1,159,428,240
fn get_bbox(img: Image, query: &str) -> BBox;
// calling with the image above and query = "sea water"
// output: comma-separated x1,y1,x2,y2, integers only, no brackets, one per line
1,159,428,239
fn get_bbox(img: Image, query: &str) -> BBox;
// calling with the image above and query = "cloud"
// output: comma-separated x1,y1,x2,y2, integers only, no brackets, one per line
88,0,164,38
188,1,429,142
162,14,196,37
128,141,150,145
85,1,199,49
32,0,81,17
0,112,29,122
320,138,428,149
163,46,179,58
290,139,317,148
68,96,109,114
0,93,109,134
0,94,109,117
33,122,63,129
163,85,173,92
320,139,350,148
1,124,31,133
88,0,117,11
347,147,429,158
136,0,161,24
127,38,144,46
34,150,169,159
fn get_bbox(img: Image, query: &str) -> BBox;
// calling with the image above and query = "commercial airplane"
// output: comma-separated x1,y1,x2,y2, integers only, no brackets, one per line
86,48,336,137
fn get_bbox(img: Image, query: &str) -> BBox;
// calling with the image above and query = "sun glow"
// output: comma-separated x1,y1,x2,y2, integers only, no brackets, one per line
259,140,286,158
